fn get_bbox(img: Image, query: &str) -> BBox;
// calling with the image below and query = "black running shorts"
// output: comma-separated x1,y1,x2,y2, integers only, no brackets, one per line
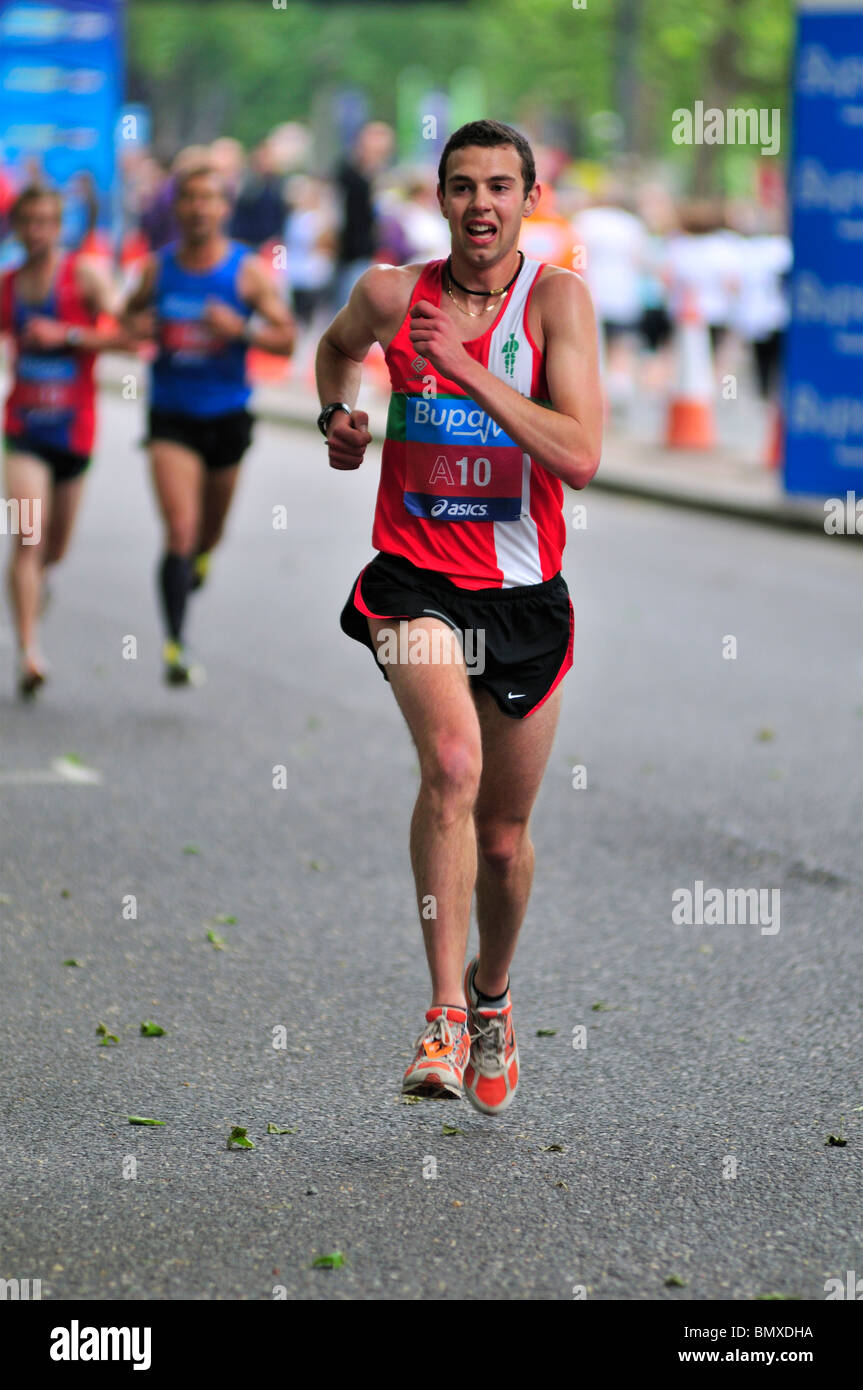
341,551,574,720
146,407,253,471
5,434,90,482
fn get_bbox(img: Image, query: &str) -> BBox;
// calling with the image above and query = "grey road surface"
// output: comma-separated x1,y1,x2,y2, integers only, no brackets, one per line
1,393,861,1301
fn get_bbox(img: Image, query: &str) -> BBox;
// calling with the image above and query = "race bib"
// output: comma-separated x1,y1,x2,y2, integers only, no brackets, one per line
160,317,217,361
16,355,77,419
402,394,523,522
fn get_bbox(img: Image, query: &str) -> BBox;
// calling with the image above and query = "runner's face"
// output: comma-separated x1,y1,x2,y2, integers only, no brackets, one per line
175,176,229,243
438,145,538,267
15,200,61,259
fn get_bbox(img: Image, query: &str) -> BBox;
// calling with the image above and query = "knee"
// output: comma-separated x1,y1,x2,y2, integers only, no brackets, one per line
421,732,482,820
476,818,531,875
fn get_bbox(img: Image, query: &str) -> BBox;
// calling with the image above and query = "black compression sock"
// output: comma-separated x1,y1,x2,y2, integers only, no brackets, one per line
159,551,193,642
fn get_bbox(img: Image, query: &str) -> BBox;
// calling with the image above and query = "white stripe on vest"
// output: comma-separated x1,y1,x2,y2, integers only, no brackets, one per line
487,257,544,587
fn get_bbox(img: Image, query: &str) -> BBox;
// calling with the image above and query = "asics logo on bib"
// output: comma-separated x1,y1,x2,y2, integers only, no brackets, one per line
409,398,512,448
430,498,490,518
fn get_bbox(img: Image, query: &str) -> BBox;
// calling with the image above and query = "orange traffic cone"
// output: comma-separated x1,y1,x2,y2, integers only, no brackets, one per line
665,289,716,450
764,401,784,469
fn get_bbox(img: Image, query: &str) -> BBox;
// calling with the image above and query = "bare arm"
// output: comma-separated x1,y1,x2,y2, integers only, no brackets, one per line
315,266,408,469
408,269,602,491
237,256,296,356
119,255,158,344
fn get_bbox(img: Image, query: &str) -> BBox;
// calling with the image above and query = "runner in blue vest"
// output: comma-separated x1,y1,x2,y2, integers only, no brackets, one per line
123,164,295,685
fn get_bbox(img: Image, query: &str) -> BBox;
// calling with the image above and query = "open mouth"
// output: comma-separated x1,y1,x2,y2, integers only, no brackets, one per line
464,221,497,245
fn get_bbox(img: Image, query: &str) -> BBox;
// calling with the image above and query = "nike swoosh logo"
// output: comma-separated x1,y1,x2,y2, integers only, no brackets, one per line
508,692,526,700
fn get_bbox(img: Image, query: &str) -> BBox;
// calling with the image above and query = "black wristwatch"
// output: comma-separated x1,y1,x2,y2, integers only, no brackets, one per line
317,402,352,439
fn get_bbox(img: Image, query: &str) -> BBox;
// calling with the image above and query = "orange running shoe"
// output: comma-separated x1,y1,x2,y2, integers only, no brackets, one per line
402,1005,470,1100
463,958,519,1114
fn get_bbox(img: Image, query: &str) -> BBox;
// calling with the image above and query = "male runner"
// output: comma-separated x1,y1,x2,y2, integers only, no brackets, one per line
122,164,295,686
1,185,129,697
316,120,602,1113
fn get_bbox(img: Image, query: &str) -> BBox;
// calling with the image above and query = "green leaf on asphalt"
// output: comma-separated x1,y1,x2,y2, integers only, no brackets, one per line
400,1095,421,1105
206,930,226,949
664,1274,686,1288
140,1021,165,1036
182,844,200,855
128,1116,166,1126
227,1125,255,1149
62,959,82,967
851,1106,863,1112
441,1124,464,1136
825,1134,847,1146
755,727,775,742
63,752,83,765
95,1022,119,1045
591,1001,611,1012
308,860,323,872
60,889,71,898
755,1293,790,1300
266,1123,296,1134
536,1029,557,1036
312,1251,345,1269
540,1144,565,1152
213,914,236,925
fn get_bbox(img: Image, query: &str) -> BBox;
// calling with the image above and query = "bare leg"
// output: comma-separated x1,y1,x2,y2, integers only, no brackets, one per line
367,615,482,1007
4,451,52,677
149,441,203,643
197,463,241,555
471,684,564,997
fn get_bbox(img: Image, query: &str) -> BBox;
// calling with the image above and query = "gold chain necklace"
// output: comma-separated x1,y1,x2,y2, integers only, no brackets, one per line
446,280,505,318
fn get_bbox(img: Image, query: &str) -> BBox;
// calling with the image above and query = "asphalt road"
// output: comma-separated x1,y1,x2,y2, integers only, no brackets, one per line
1,392,861,1301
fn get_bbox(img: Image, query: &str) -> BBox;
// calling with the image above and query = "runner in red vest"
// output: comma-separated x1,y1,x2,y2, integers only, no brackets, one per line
1,186,129,697
316,120,602,1112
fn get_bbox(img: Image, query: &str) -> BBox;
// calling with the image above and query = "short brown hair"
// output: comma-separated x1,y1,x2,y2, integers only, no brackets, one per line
11,184,63,224
173,164,229,200
438,120,536,196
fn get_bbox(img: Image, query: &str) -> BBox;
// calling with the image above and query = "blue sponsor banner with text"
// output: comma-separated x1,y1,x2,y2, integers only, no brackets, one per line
0,0,124,230
784,2,863,495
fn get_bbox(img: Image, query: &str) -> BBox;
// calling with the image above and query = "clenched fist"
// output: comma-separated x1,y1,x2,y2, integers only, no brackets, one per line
326,409,373,471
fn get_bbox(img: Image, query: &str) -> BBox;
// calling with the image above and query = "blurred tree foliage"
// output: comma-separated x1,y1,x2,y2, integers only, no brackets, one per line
128,0,792,186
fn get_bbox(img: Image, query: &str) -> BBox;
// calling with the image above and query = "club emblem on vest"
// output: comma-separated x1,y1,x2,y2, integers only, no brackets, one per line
502,333,519,377
411,356,427,374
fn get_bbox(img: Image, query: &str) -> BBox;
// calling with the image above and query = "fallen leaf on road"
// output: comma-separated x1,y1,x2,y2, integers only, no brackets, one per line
128,1116,166,1126
536,1029,557,1036
227,1125,255,1150
312,1251,345,1269
140,1021,165,1036
664,1274,686,1287
266,1123,296,1134
540,1144,564,1153
442,1125,464,1136
206,930,226,949
62,959,82,967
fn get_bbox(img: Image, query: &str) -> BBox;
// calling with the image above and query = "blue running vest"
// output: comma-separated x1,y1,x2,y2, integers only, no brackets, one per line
151,240,252,416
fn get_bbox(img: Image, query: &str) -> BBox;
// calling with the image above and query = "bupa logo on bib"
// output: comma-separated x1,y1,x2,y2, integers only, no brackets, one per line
402,398,524,524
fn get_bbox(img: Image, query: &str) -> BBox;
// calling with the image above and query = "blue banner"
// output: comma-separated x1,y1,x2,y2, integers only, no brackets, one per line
784,2,863,495
0,0,124,234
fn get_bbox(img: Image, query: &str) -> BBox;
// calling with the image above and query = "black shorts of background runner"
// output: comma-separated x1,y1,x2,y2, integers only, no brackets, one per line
340,550,574,720
639,306,673,352
145,408,254,470
4,434,90,482
752,329,784,400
